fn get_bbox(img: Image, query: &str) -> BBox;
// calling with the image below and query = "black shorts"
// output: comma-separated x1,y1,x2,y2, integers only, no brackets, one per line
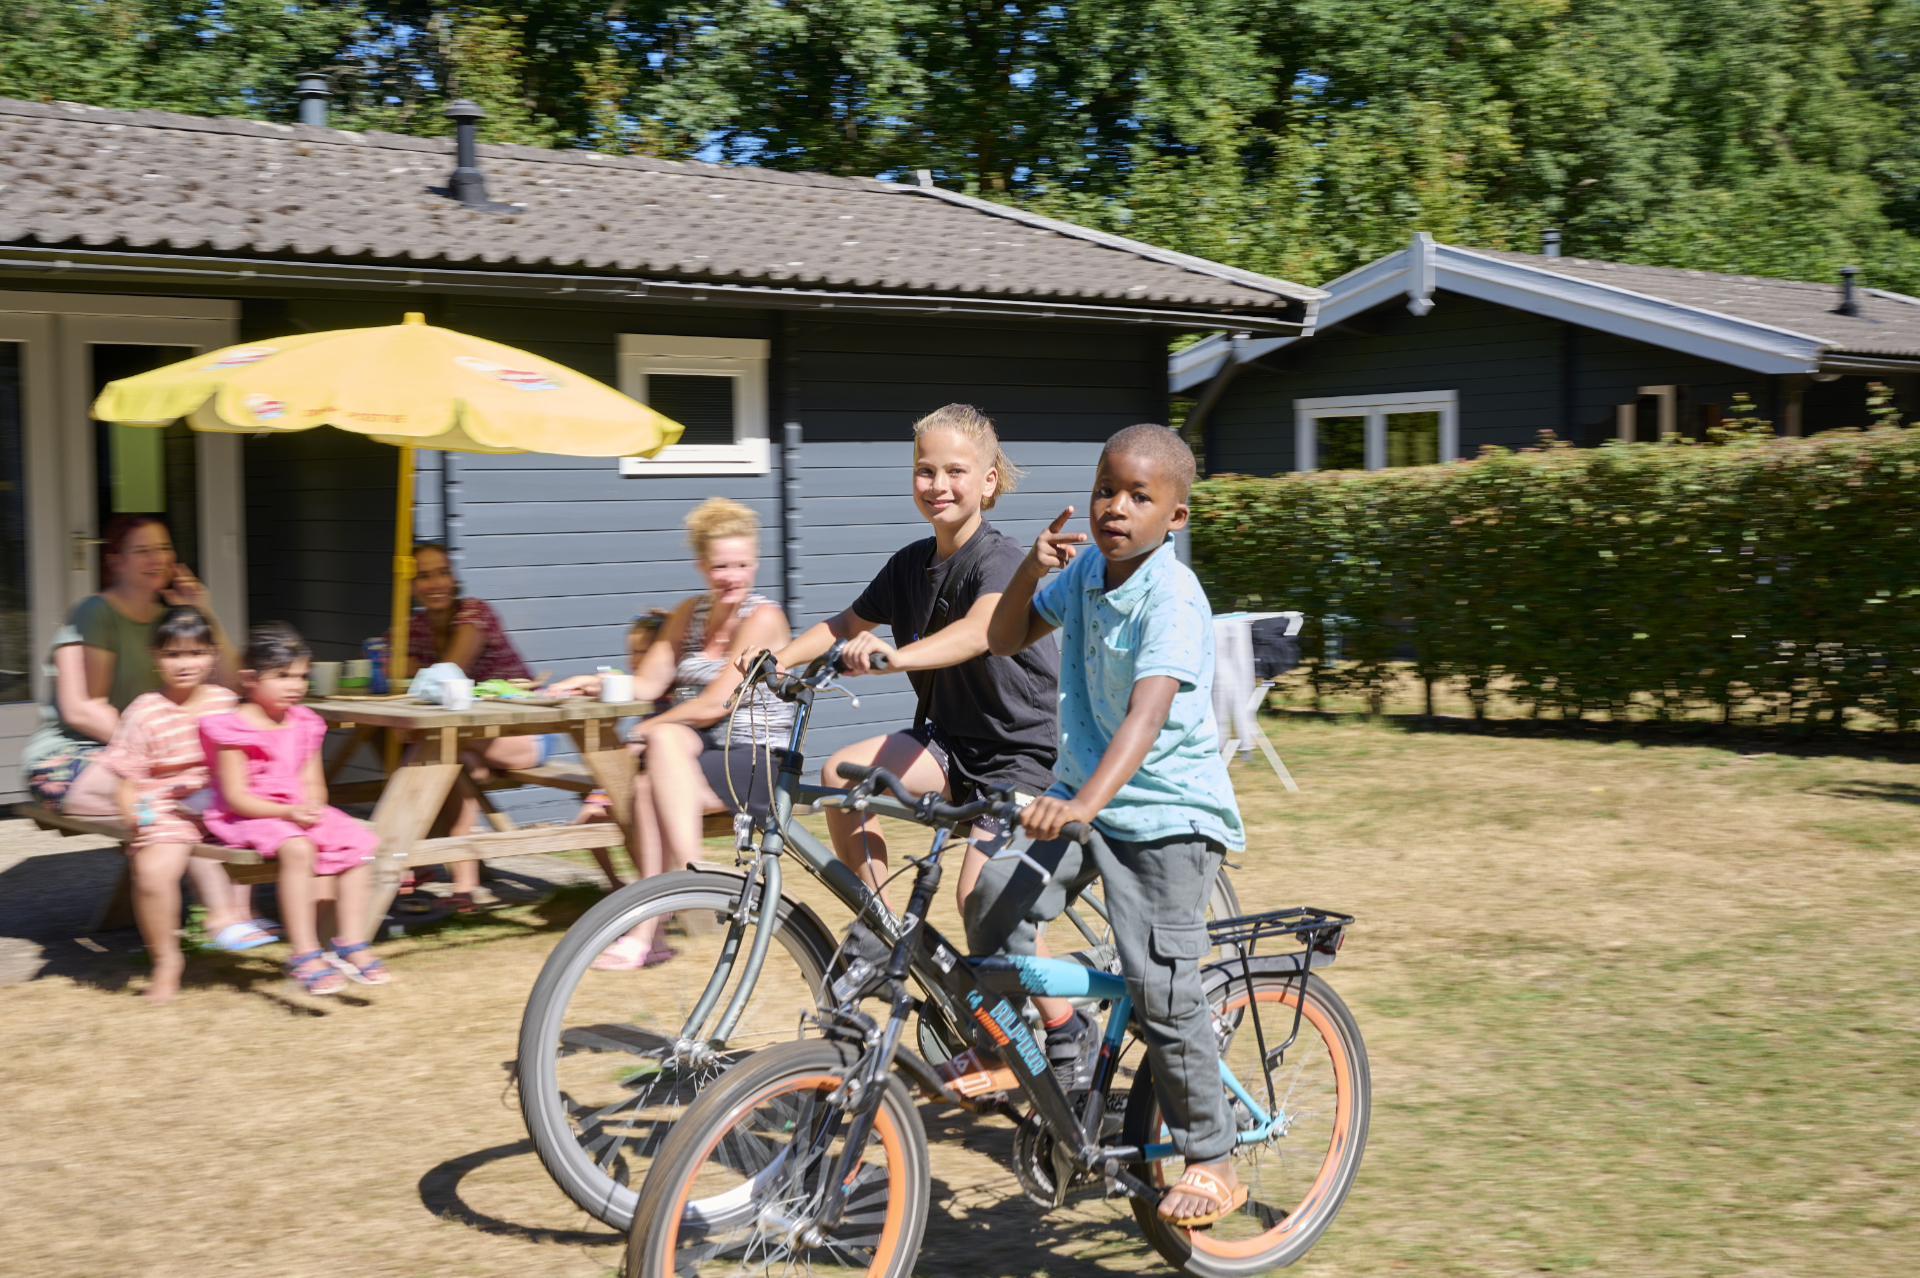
700,742,778,823
900,723,1023,836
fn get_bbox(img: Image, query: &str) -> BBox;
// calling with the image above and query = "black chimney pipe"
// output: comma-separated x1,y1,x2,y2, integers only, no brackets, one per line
444,99,514,213
1836,265,1861,317
295,72,330,127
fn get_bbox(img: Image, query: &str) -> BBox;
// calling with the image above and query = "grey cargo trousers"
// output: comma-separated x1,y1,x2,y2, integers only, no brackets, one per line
962,827,1235,1163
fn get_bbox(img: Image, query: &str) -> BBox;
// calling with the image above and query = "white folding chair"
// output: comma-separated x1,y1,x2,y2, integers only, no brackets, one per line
1213,611,1302,791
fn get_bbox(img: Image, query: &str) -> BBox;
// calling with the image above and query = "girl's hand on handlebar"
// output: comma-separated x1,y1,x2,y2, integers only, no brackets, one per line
733,647,778,679
837,631,897,676
1019,794,1095,842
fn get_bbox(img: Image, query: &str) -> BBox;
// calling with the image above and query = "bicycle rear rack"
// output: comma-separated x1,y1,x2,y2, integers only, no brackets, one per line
1205,906,1355,1122
1207,905,1353,957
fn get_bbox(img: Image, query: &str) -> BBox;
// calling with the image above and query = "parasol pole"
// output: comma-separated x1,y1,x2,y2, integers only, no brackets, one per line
384,446,416,772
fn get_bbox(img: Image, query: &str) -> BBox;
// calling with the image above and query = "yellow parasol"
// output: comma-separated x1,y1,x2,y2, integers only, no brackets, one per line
92,312,682,685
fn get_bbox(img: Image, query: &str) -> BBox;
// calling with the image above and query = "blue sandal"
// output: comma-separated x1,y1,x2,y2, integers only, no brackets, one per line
328,940,391,986
286,950,347,996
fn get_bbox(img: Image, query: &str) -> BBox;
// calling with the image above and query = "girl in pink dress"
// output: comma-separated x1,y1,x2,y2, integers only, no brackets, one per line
202,622,387,995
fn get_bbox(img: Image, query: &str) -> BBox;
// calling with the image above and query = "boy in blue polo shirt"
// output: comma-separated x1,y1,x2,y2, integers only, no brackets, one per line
968,423,1246,1227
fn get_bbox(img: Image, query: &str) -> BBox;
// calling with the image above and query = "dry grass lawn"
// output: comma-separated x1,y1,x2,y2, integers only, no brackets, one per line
2,714,1917,1277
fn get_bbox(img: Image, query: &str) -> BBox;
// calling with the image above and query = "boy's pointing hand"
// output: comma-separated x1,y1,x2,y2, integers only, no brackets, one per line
1032,507,1086,574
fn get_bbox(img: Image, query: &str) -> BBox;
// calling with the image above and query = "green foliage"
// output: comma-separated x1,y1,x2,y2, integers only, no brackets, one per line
1190,431,1920,730
10,0,1920,289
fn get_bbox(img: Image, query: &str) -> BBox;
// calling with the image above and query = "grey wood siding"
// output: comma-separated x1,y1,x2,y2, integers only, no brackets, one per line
1209,292,1774,474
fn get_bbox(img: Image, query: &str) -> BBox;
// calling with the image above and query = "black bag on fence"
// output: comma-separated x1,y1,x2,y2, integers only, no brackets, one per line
1251,617,1301,679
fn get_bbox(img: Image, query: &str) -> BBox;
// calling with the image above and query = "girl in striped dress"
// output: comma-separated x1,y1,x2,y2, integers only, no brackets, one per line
97,607,252,1003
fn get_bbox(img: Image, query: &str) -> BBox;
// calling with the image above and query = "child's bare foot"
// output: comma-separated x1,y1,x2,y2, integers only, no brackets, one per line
1158,1158,1245,1226
141,952,185,1004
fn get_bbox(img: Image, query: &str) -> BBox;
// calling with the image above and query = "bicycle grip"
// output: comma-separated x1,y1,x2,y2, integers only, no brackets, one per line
867,652,890,671
1060,822,1092,845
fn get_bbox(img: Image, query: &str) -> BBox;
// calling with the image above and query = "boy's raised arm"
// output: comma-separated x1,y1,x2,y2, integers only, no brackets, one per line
988,507,1082,656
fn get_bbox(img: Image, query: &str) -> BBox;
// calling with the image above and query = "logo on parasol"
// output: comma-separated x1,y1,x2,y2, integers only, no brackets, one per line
206,345,278,369
454,355,560,392
242,393,287,422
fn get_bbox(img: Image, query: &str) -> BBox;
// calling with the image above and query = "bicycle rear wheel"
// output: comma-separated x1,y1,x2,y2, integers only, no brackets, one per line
626,1038,930,1278
1122,970,1369,1276
518,869,835,1229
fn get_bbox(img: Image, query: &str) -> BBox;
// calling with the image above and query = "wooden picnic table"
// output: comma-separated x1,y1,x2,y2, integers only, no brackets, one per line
308,694,651,939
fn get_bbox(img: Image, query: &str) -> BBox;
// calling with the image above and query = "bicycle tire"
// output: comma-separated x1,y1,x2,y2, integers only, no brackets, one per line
518,869,837,1230
626,1037,930,1278
1122,970,1369,1277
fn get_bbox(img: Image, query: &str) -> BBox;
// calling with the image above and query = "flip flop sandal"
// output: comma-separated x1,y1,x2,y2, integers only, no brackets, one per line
1159,1165,1249,1229
590,937,677,971
934,1046,1020,1100
286,950,347,996
210,922,277,952
327,940,392,986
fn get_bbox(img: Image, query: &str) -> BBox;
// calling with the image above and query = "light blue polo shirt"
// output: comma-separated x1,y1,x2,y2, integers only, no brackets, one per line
1032,539,1245,851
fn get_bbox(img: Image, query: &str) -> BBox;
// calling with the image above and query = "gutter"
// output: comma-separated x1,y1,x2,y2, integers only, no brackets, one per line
0,245,1309,334
1183,333,1249,476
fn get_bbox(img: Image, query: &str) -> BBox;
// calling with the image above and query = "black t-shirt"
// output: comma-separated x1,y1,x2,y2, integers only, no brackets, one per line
850,520,1059,795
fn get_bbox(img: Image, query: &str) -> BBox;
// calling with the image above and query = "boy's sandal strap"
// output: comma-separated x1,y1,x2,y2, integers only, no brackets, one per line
1161,1166,1249,1229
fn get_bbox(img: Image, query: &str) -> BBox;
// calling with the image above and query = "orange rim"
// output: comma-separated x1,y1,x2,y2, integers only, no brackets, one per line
659,1073,908,1276
1154,987,1354,1260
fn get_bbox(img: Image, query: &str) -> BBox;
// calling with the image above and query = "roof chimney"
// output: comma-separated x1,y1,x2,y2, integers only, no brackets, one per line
295,72,330,128
1836,265,1861,317
915,169,934,189
1542,228,1561,259
444,100,514,213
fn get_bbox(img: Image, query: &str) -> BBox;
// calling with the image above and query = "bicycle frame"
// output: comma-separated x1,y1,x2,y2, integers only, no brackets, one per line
802,829,1286,1228
665,660,973,1055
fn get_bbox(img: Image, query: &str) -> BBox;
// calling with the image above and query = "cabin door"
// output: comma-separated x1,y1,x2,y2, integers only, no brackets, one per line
0,291,241,794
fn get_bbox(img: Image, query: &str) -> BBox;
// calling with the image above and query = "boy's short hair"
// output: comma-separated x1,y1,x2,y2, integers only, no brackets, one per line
1100,423,1197,501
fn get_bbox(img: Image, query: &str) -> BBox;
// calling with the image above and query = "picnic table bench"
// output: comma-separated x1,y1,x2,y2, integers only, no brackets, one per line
18,693,743,933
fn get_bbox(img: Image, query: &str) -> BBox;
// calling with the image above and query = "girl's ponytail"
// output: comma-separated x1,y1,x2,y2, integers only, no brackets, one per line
911,403,1025,510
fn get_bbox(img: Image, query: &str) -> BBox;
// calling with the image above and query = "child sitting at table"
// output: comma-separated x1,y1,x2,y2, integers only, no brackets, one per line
557,609,671,888
98,605,254,1003
201,622,388,996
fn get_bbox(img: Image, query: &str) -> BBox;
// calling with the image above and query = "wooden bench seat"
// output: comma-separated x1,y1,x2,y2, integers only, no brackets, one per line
13,801,638,932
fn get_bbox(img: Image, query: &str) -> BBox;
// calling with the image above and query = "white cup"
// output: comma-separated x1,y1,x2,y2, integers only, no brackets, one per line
600,671,634,704
309,661,341,697
344,658,372,682
442,677,475,712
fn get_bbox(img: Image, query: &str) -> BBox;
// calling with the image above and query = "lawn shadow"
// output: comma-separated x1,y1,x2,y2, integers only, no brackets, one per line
914,1103,1155,1278
1271,707,1920,761
1803,780,1920,805
417,1138,623,1246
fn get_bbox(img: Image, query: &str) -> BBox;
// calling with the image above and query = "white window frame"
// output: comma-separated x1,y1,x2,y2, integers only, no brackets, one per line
617,335,770,476
1293,390,1459,472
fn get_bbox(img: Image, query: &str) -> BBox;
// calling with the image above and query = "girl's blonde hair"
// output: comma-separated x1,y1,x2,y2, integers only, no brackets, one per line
684,495,760,561
911,404,1024,511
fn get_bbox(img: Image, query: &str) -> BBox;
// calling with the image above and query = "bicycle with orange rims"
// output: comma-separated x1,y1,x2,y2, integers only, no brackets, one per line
625,764,1369,1278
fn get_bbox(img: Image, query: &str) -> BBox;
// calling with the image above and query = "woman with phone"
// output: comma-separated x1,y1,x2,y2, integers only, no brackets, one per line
23,514,238,814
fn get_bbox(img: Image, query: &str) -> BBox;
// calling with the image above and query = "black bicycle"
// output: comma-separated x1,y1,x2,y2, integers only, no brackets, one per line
518,644,1243,1228
624,765,1370,1278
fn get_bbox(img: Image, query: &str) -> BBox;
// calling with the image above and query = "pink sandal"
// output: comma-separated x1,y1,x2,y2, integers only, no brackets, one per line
590,936,676,971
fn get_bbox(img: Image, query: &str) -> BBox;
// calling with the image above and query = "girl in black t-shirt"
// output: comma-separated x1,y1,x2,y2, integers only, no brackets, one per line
761,404,1077,1034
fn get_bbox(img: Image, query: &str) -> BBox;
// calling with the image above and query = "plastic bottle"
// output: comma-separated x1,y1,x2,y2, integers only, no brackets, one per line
364,637,389,695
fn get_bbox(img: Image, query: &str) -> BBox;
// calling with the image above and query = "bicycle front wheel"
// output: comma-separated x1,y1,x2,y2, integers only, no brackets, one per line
627,1038,930,1278
518,869,835,1229
1122,970,1370,1277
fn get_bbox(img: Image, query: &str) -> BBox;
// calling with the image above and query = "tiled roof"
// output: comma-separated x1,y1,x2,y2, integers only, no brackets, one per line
0,97,1317,317
1468,248,1920,359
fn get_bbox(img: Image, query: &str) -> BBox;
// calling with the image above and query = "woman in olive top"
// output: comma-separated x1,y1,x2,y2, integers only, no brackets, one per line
23,512,237,811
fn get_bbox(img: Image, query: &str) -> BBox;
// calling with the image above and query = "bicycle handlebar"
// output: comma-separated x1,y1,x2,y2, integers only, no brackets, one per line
834,762,1091,845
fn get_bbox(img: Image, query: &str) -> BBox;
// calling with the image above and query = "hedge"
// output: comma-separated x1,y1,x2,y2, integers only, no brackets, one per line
1188,428,1920,728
